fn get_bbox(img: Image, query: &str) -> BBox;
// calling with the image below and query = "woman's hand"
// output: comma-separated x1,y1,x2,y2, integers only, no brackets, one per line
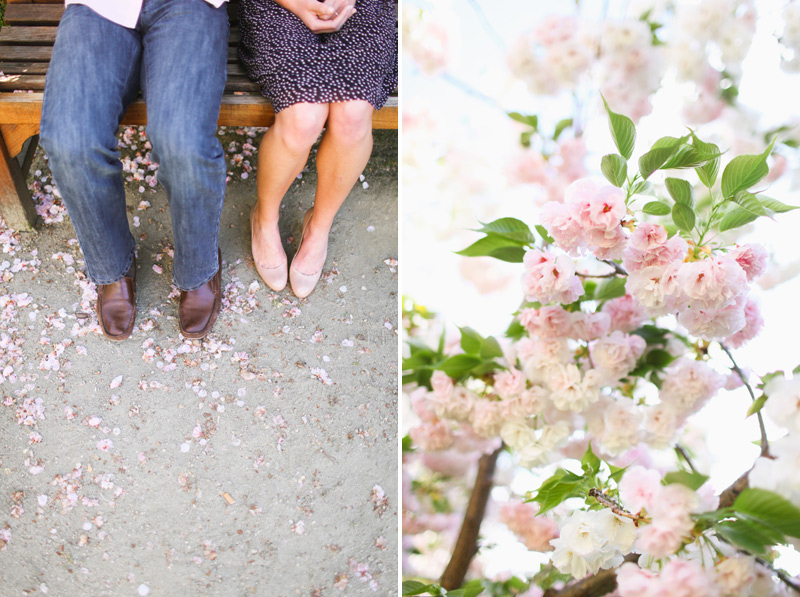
278,0,357,33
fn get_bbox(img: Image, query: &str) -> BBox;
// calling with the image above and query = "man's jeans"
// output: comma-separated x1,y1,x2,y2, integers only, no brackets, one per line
39,0,229,290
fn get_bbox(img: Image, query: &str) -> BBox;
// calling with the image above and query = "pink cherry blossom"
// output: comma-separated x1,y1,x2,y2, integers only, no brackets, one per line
409,420,453,451
602,294,647,333
728,243,768,282
676,256,747,311
494,367,526,399
570,311,611,341
521,249,584,305
722,297,763,348
619,465,662,514
616,562,665,597
540,202,585,254
678,295,747,340
519,305,573,338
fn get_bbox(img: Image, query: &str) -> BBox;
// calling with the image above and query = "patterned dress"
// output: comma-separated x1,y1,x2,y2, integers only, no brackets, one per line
238,0,398,112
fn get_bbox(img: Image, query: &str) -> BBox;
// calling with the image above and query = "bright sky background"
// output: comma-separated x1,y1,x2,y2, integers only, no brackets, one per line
403,0,800,578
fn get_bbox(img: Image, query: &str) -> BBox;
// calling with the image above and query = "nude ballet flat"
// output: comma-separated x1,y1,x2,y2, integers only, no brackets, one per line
289,208,327,299
250,205,288,291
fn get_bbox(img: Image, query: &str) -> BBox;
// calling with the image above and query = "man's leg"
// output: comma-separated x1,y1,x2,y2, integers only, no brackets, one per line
139,0,229,293
39,4,142,285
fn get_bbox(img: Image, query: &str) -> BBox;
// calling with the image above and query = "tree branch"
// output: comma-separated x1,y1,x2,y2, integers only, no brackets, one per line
543,554,639,597
600,260,628,277
440,444,503,590
719,342,770,457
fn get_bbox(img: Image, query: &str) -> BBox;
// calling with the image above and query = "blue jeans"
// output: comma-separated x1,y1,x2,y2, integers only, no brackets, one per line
40,0,229,290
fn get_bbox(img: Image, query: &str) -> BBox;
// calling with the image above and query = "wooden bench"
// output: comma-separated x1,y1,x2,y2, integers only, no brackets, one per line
0,0,398,232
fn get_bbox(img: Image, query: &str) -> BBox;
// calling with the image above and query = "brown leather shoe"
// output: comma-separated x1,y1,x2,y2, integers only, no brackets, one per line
179,250,222,339
96,259,137,341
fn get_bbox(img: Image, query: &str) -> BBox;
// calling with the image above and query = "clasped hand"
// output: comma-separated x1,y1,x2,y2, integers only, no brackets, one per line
287,0,357,33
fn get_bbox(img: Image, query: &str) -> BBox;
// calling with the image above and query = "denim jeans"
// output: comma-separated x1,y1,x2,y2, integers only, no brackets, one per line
40,0,229,290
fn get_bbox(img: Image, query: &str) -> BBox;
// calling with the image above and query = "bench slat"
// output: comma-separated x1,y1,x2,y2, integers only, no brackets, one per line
0,26,58,43
0,46,243,62
0,60,245,76
0,61,50,74
4,4,65,24
0,26,241,44
0,74,259,93
0,92,398,129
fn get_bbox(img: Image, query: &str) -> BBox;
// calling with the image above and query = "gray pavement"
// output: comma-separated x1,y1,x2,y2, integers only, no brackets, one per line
0,128,398,596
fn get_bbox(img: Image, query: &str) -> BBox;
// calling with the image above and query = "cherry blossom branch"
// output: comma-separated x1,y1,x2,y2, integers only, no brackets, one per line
757,558,800,594
576,271,618,279
543,554,639,597
719,342,770,457
588,488,649,524
440,444,504,590
675,444,699,474
600,259,629,277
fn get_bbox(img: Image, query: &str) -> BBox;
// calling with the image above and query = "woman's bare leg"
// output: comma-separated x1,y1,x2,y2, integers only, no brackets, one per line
252,102,329,269
291,100,374,275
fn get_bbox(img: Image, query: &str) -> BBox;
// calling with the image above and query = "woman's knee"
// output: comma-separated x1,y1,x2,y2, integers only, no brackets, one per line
273,104,329,152
326,101,374,144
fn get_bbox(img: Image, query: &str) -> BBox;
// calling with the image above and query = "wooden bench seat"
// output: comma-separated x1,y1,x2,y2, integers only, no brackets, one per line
0,0,398,232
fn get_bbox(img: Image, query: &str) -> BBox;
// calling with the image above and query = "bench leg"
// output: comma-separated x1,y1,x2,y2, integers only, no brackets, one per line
0,133,40,232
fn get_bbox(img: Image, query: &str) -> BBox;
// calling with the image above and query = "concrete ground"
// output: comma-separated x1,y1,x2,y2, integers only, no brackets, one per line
0,128,398,596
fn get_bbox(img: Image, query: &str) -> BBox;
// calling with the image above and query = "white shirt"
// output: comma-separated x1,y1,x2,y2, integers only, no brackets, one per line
65,0,229,29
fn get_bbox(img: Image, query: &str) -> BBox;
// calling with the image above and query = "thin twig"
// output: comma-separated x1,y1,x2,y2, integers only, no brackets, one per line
576,271,618,279
466,0,505,51
675,444,698,474
719,342,770,457
757,558,800,594
440,73,503,112
588,489,649,524
600,259,629,276
440,444,503,590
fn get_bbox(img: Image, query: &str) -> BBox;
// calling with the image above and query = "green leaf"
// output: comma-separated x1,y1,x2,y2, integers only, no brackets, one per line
665,177,695,206
535,224,555,245
491,246,527,263
732,191,773,219
664,470,709,491
475,217,535,245
481,336,504,359
601,154,628,187
438,354,483,379
662,145,723,171
718,208,758,232
403,580,435,596
638,136,683,180
508,112,538,130
602,97,636,160
642,201,671,216
715,518,785,557
721,139,775,199
747,394,768,417
672,202,696,232
608,462,629,483
594,276,627,302
530,469,590,515
505,319,526,341
402,434,414,452
456,235,527,263
553,118,574,141
759,196,800,214
645,348,675,368
470,360,502,377
691,135,721,187
459,326,483,355
581,442,601,475
633,324,670,345
734,488,800,539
